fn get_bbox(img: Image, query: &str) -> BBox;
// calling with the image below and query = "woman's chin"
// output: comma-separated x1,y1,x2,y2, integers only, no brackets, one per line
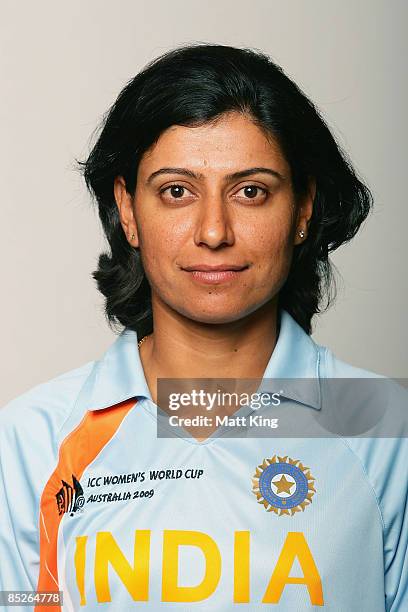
176,303,257,325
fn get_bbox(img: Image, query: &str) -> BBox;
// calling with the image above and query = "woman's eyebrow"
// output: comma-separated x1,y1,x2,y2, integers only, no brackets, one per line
146,166,285,184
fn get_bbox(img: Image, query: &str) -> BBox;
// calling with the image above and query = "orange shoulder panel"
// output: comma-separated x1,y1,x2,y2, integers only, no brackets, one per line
35,398,137,612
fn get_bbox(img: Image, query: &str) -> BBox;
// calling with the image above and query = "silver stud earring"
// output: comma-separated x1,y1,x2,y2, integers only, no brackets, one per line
298,229,305,238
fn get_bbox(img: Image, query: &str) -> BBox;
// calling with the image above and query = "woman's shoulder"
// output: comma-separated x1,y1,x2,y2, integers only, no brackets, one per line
0,360,99,529
0,359,96,436
317,342,387,379
316,340,408,438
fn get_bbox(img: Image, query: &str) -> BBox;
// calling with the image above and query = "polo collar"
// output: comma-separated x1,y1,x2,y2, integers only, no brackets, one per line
84,309,322,412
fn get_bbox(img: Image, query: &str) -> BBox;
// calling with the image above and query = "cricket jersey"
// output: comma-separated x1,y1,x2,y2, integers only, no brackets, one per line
0,308,407,611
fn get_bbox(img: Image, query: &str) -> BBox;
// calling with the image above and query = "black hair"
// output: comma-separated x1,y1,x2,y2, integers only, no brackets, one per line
77,42,373,336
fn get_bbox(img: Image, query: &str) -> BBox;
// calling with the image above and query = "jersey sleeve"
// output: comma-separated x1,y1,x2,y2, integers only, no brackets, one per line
345,422,408,610
326,350,408,610
0,411,40,612
381,384,408,610
0,362,94,604
383,453,408,611
0,432,36,590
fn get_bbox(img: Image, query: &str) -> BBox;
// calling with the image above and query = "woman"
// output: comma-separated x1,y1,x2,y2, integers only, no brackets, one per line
0,43,406,611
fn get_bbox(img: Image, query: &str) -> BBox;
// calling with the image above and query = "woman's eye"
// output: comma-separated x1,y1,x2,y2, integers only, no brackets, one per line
236,185,268,199
160,184,192,200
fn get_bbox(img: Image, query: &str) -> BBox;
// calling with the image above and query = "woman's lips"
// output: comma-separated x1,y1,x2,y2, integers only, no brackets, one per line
183,267,248,284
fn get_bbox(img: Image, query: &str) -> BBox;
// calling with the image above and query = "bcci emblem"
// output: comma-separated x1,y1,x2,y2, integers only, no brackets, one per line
252,455,316,516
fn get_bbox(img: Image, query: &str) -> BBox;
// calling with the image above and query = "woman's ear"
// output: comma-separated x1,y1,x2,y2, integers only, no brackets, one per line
294,177,316,245
113,176,140,248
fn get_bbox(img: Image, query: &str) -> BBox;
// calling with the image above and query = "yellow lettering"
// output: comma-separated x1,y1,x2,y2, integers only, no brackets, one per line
80,529,323,605
233,531,250,603
262,532,323,605
162,530,221,602
74,536,87,606
94,530,150,602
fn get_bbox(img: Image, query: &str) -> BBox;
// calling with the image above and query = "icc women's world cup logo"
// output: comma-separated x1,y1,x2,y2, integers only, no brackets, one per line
55,474,85,517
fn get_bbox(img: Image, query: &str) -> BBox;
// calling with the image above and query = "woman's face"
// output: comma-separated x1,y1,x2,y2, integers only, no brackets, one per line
114,111,314,324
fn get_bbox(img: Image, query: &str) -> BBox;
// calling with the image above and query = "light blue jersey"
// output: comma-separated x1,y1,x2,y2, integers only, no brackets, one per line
0,309,407,610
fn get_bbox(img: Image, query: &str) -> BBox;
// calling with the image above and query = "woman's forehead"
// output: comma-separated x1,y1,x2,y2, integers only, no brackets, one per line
138,112,288,178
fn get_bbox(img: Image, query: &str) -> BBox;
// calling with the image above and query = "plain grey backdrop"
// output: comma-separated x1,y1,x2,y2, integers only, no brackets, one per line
1,0,407,406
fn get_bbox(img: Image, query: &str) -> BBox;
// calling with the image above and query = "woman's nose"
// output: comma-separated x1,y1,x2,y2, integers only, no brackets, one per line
193,195,235,249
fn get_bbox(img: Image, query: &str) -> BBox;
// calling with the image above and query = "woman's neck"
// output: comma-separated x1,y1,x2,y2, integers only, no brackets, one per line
138,298,280,405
